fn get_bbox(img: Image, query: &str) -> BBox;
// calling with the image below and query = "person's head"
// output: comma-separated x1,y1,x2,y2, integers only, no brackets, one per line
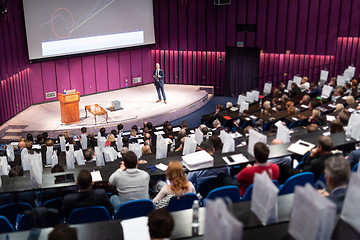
156,63,160,69
163,121,171,130
263,101,271,110
37,134,44,143
213,119,221,128
335,87,344,96
131,125,138,132
142,145,151,155
312,109,321,118
51,164,65,173
165,125,173,134
130,129,137,137
346,95,355,105
111,130,117,137
201,126,209,136
199,140,214,155
42,132,49,140
324,156,350,191
122,136,129,147
279,82,285,89
338,110,350,125
77,169,93,191
8,166,24,177
301,76,308,84
271,138,283,145
146,122,153,131
64,131,70,138
80,127,87,134
254,142,269,163
301,95,310,103
48,223,78,240
273,88,280,97
45,139,54,147
25,141,32,150
286,101,294,109
107,134,115,142
351,79,358,89
306,124,318,133
330,120,344,134
166,161,188,195
291,82,297,89
84,148,94,161
18,141,26,150
287,106,297,115
100,127,106,136
216,104,224,112
209,136,223,150
148,209,174,240
281,94,289,102
317,136,333,153
310,83,317,90
330,77,337,85
26,133,33,142
117,124,124,132
180,120,188,129
335,103,344,112
226,102,233,109
123,150,138,169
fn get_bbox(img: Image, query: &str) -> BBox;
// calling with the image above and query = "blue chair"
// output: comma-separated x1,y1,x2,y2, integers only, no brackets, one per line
206,186,241,204
15,214,31,231
315,173,327,189
0,202,32,226
0,216,14,234
197,177,221,198
114,199,154,220
262,122,272,132
167,193,198,212
42,198,63,214
278,172,315,195
67,206,111,224
352,162,359,172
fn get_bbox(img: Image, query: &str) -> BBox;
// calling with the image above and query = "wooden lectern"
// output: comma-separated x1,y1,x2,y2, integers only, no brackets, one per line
58,91,80,124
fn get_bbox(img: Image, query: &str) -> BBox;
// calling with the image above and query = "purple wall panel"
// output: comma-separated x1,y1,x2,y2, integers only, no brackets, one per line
153,0,160,49
215,52,221,94
187,51,192,85
201,52,207,84
236,0,247,45
266,0,277,53
29,63,44,104
275,0,287,53
246,0,256,47
68,58,84,95
286,0,298,53
130,49,142,87
220,52,226,95
169,51,174,83
94,54,109,92
338,0,352,37
41,61,57,102
106,52,120,91
178,1,188,50
82,56,96,95
0,23,6,80
142,48,153,84
178,51,183,84
197,52,202,85
159,0,169,49
119,51,131,89
55,59,70,94
206,1,216,50
174,51,179,84
226,2,237,48
187,1,197,51
216,7,226,51
164,51,170,83
169,0,178,50
316,0,330,54
349,1,360,36
206,52,212,85
327,0,341,55
296,0,309,53
197,0,207,51
2,18,14,75
306,0,320,54
183,51,188,84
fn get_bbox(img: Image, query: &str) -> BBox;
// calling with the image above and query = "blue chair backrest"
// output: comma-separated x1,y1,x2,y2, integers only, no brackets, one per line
0,202,32,226
167,193,198,212
43,198,63,214
0,216,14,234
352,162,359,172
67,206,111,224
315,173,327,189
114,199,154,220
197,177,221,198
15,214,31,231
206,186,241,203
279,172,315,195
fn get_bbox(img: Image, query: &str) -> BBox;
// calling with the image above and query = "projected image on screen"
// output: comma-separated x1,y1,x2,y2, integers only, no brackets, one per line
23,0,155,60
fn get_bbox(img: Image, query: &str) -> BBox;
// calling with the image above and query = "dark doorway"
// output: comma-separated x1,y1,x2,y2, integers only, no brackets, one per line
225,47,260,97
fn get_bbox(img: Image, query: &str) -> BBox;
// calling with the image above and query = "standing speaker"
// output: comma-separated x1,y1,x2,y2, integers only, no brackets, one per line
214,0,231,5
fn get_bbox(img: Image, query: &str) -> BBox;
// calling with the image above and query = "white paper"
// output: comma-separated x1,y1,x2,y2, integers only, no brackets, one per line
240,102,249,114
195,128,204,145
21,148,30,171
155,163,168,171
320,70,329,81
322,132,331,136
293,76,302,86
129,142,142,160
247,129,267,157
287,140,315,155
121,217,150,240
95,147,105,166
97,133,106,152
252,90,260,101
173,127,181,132
80,134,88,150
74,150,86,165
229,132,242,139
90,171,103,182
0,156,9,176
6,144,14,162
222,132,235,154
276,124,290,143
246,91,255,103
182,150,214,171
46,146,54,166
337,75,346,87
289,184,337,240
326,115,336,122
66,148,75,169
222,154,249,165
154,131,165,135
237,95,246,106
28,152,43,188
59,136,66,152
300,104,308,109
321,85,333,98
287,80,294,90
155,126,163,131
182,136,197,156
251,171,279,225
116,134,123,150
156,135,168,159
263,82,272,95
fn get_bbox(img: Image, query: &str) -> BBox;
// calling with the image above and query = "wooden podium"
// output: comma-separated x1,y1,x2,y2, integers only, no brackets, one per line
58,91,80,124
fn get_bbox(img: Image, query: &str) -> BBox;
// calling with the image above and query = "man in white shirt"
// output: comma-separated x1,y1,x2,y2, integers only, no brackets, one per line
299,77,310,92
109,151,150,211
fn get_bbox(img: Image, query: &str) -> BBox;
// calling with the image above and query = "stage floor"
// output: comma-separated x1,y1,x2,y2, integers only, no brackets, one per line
0,84,213,140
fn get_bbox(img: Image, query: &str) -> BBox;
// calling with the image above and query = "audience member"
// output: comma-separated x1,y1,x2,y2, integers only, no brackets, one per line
334,103,344,112
108,151,150,210
51,164,65,173
62,169,114,219
299,77,310,92
268,139,292,167
148,209,174,240
330,120,344,134
26,133,33,142
8,166,24,177
48,223,78,240
309,83,321,97
306,123,318,133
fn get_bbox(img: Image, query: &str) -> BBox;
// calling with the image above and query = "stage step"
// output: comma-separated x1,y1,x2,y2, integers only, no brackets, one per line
0,125,28,143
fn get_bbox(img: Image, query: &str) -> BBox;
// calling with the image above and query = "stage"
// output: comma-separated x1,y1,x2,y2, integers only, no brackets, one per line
0,84,213,141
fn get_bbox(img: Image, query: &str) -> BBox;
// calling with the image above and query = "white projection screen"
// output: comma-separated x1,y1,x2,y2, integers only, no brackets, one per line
22,0,155,60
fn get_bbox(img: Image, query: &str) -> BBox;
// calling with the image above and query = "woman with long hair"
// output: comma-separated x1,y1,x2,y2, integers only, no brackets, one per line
152,161,195,208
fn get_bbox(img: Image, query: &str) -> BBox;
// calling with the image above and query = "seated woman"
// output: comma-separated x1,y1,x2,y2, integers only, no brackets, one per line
330,120,344,134
152,161,196,208
308,109,324,125
334,103,344,112
106,134,117,151
287,106,297,116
